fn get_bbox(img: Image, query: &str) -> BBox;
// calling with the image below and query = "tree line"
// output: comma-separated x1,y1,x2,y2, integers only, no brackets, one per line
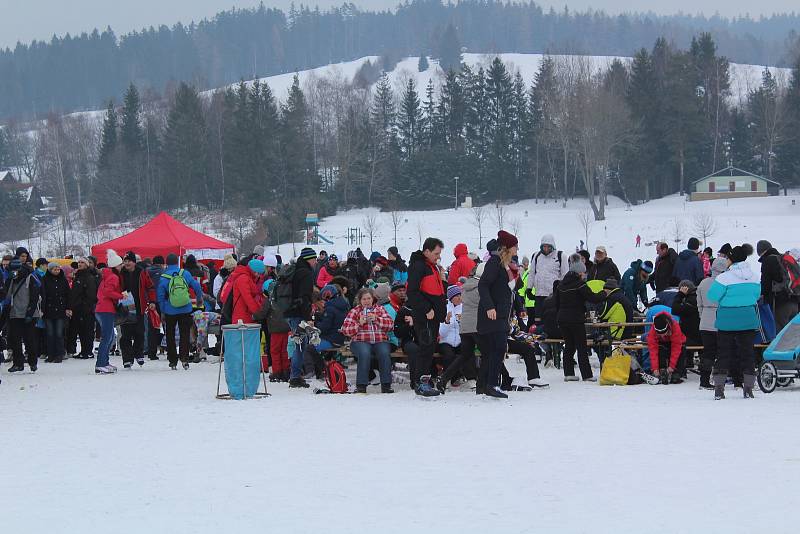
0,34,798,245
2,0,800,120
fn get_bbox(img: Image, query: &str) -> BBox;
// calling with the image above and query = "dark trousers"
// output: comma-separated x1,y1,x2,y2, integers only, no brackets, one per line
525,307,536,329
559,322,592,379
507,338,541,380
714,330,756,379
402,341,420,388
412,319,439,382
438,333,478,384
65,317,78,355
44,318,66,359
74,311,96,357
164,313,193,365
699,331,717,385
8,318,38,367
477,331,507,390
146,318,162,359
120,315,145,364
532,296,547,322
656,343,684,373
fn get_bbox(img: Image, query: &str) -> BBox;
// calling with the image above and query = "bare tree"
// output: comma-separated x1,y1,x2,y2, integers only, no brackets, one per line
577,209,593,251
509,217,522,237
387,208,405,247
692,212,717,247
416,219,425,250
672,218,684,247
492,202,507,230
469,205,487,249
362,212,380,251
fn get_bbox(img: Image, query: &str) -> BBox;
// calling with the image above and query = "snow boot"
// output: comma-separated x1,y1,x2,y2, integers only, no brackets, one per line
659,370,669,385
8,365,24,373
169,364,178,370
415,376,440,397
484,386,509,399
289,377,310,388
182,361,190,370
564,375,579,382
381,383,394,394
433,376,446,395
713,374,726,400
95,365,116,374
136,357,145,366
669,372,683,384
123,362,133,369
528,377,549,388
583,376,597,382
743,374,755,399
355,385,367,394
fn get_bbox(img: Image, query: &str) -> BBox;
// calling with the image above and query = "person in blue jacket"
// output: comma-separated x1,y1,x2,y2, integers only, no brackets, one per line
707,244,761,400
158,253,203,370
672,238,704,286
621,259,653,309
315,284,349,351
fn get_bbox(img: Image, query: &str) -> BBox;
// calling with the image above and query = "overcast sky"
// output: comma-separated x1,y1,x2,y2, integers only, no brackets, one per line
0,0,797,49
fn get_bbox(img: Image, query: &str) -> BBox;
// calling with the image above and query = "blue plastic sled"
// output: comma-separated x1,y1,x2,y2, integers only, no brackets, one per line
221,323,264,400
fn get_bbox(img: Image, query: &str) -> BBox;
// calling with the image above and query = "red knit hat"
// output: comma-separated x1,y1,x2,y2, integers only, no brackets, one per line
497,230,518,249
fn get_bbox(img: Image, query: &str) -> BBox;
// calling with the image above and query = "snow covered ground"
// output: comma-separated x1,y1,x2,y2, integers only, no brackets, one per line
279,191,800,272
3,354,799,533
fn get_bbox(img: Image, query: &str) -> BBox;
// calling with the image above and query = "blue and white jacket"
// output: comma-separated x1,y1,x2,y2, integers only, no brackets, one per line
707,261,761,332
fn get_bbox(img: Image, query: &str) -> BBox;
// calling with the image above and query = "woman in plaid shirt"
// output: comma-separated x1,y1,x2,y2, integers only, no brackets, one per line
341,287,395,394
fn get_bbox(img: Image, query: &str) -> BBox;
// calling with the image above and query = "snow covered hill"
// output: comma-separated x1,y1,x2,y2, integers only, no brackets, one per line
275,191,800,269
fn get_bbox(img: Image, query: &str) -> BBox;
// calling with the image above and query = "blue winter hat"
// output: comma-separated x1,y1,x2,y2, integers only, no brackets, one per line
447,284,462,300
640,260,654,274
320,284,339,300
262,279,275,293
248,259,266,274
369,251,381,262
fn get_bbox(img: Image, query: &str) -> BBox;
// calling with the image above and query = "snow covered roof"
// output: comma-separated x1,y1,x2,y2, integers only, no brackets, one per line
692,166,781,187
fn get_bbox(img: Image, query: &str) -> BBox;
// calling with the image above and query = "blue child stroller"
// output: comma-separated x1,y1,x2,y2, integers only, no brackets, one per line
757,313,800,393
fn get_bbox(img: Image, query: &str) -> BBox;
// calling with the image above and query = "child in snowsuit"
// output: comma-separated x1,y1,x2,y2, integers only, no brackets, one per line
253,279,291,382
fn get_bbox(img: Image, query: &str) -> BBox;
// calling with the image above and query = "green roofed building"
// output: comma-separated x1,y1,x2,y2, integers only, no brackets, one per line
691,166,781,201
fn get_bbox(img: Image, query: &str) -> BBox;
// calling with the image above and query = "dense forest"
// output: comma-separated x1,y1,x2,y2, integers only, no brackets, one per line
2,32,799,247
1,0,800,120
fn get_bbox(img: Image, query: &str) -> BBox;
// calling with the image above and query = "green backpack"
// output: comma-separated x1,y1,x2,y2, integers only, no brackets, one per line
161,269,192,308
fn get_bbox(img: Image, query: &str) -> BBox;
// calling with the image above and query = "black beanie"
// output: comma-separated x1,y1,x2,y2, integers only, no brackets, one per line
654,314,670,333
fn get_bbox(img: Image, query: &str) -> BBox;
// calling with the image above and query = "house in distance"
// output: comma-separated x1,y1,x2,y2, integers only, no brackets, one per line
691,166,782,201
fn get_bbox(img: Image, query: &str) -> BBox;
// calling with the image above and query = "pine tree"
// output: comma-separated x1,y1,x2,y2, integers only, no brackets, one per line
438,24,462,73
248,79,280,203
418,54,429,72
0,128,9,168
438,68,466,150
398,78,422,158
368,72,398,205
280,74,317,202
421,79,438,148
776,55,800,186
747,69,782,178
727,106,755,171
97,101,118,170
161,83,209,209
484,57,515,199
120,83,144,153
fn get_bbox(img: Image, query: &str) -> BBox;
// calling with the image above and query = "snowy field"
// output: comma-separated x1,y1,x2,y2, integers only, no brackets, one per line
2,354,800,533
279,192,800,271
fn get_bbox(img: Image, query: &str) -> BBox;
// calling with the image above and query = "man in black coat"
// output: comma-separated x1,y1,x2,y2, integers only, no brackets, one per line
119,251,145,368
286,247,317,388
588,246,621,283
69,258,98,359
652,242,678,292
405,237,446,396
757,240,798,331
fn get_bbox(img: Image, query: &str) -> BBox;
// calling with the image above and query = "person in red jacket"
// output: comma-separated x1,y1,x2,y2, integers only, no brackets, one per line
447,243,475,286
647,311,686,384
95,249,125,374
228,259,265,324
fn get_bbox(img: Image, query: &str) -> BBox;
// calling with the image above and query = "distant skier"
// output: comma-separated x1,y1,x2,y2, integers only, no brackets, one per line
635,234,641,248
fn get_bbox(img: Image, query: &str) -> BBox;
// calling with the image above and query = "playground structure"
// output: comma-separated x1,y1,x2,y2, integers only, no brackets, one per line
305,213,335,245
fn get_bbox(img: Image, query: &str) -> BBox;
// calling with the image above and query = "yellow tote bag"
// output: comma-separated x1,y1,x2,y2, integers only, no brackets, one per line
599,349,632,386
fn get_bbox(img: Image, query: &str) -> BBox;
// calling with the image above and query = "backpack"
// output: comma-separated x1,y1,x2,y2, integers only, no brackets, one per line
775,253,800,298
220,289,235,325
325,359,348,393
161,269,191,308
269,263,296,313
533,250,562,274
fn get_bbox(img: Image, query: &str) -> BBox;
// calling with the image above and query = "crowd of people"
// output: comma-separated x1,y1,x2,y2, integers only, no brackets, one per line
2,230,799,400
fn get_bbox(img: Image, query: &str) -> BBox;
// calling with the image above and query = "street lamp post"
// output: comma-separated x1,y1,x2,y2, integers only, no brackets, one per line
454,176,459,210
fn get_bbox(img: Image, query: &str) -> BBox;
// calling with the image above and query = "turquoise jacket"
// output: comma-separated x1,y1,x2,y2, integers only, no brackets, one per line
707,262,761,331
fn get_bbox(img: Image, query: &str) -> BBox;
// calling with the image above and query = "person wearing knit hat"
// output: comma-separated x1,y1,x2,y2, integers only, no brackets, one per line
106,249,123,269
390,280,406,293
718,243,733,259
374,282,391,305
496,230,518,250
647,311,686,385
41,261,71,363
696,256,732,389
554,250,606,382
757,240,798,331
447,284,462,301
707,242,760,398
248,259,266,274
283,244,318,388
621,259,653,310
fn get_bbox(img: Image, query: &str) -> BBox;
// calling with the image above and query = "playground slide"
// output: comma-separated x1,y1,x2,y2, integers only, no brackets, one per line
317,234,334,245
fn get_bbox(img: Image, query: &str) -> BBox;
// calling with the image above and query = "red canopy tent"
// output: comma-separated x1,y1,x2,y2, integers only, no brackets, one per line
91,212,235,264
